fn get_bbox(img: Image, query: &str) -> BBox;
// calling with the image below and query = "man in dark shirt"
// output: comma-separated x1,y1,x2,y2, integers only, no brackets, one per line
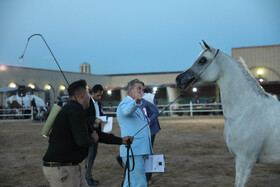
42,80,132,187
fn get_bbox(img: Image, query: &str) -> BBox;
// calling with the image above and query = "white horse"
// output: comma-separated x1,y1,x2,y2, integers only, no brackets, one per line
176,41,280,187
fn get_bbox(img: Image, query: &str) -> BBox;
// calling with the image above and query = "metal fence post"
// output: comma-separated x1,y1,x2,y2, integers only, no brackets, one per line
190,101,193,117
31,107,33,120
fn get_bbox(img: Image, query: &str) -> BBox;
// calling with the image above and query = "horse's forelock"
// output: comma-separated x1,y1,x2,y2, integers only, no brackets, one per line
197,50,206,57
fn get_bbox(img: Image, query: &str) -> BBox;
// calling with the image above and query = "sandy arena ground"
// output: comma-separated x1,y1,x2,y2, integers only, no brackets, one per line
0,116,279,187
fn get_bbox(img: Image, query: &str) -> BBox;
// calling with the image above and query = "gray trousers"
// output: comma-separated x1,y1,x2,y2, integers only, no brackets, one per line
85,142,98,180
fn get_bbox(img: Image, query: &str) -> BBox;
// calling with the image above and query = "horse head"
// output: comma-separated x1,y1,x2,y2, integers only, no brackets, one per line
176,41,221,90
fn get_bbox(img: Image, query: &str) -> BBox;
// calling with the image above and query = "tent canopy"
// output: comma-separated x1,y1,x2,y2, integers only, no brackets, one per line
6,94,45,108
0,87,17,93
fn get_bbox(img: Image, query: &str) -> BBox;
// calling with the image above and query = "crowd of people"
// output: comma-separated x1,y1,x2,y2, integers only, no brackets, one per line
0,102,32,120
0,96,71,121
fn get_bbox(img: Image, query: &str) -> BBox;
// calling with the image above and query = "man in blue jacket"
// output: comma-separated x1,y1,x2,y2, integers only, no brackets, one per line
117,79,153,187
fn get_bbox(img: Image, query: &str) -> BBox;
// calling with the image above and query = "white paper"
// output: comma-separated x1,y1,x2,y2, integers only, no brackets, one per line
145,154,165,173
142,93,155,104
97,116,107,122
102,117,113,133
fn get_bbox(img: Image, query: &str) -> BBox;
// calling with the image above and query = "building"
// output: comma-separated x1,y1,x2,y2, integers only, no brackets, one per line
232,45,280,97
0,45,279,107
232,45,280,82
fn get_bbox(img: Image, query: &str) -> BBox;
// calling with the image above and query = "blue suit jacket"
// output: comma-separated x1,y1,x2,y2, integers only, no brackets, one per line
117,96,153,157
141,99,161,135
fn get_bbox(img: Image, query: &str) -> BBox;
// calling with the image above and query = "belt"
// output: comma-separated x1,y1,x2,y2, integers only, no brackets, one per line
43,161,78,167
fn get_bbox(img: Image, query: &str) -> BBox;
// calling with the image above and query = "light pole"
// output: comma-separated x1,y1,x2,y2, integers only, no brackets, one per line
19,34,69,86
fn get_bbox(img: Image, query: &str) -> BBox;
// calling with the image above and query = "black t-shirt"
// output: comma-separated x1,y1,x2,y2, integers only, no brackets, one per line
43,100,94,164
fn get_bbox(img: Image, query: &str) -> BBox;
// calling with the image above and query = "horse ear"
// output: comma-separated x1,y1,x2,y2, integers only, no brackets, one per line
199,42,206,50
202,40,211,51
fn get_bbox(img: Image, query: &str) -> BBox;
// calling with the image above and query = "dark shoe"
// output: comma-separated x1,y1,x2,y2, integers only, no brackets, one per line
87,178,99,186
116,156,123,168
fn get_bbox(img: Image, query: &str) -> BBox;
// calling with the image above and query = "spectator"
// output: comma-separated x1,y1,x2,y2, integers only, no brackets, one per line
0,105,3,119
45,98,51,109
57,96,63,107
202,100,210,115
193,94,200,104
107,102,115,117
32,106,38,120
63,98,69,106
35,106,46,122
24,106,32,119
31,98,36,108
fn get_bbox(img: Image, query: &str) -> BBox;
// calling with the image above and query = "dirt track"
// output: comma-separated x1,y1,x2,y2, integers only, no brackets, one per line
0,116,279,187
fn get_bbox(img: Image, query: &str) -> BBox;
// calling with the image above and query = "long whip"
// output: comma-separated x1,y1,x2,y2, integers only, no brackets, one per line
19,34,70,86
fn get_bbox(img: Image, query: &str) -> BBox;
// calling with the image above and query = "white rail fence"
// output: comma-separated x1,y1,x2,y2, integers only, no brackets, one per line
103,102,223,117
0,108,33,119
0,103,223,120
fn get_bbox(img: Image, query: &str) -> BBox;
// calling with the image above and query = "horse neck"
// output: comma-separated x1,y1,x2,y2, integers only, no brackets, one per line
216,53,266,118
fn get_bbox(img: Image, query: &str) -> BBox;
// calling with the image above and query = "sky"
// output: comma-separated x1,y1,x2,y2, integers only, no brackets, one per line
0,0,279,75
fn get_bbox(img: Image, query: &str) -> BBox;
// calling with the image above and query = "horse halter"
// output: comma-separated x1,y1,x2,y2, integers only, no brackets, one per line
183,49,220,91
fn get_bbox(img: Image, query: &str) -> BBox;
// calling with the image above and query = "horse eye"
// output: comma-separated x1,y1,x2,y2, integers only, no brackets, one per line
198,57,207,65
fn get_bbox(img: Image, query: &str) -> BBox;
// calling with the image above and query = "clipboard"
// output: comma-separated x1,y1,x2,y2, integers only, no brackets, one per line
145,154,165,173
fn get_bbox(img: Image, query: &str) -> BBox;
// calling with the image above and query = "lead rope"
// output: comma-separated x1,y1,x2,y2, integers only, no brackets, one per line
121,140,135,187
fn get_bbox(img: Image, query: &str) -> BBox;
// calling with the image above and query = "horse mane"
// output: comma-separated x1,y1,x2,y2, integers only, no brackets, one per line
236,57,254,77
235,56,270,98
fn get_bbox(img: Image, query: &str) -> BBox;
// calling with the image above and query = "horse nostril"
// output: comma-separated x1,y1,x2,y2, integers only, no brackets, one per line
176,70,197,88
